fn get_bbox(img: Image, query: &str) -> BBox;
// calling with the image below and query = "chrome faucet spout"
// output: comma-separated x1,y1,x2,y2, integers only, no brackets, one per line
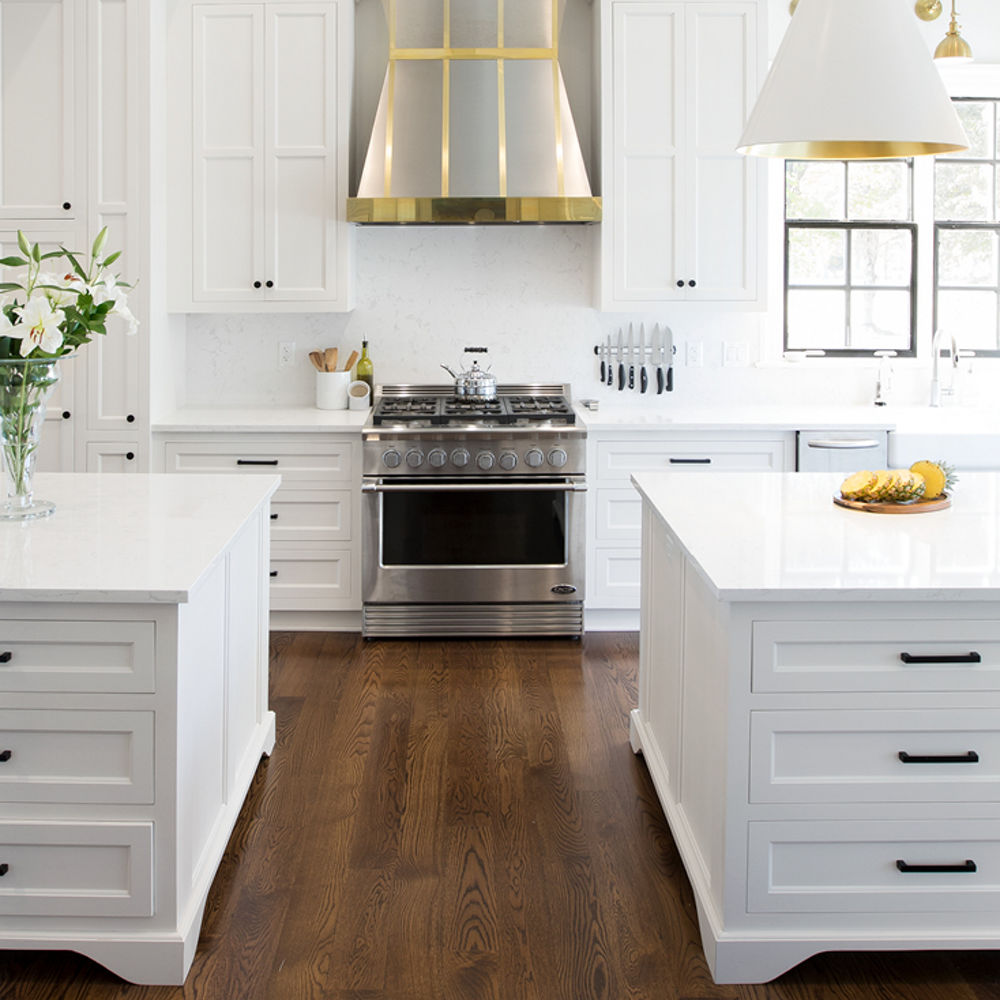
929,329,958,407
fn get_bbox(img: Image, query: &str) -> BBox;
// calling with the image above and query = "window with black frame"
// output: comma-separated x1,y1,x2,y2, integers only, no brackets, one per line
784,160,916,357
934,98,1000,357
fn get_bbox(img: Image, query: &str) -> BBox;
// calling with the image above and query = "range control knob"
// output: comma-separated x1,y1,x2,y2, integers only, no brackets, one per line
499,451,518,471
525,448,545,468
382,449,402,469
428,448,448,468
405,448,425,468
547,448,568,469
476,451,496,471
451,448,470,468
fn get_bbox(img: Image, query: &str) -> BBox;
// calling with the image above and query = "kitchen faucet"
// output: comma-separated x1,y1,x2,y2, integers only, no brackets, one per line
873,350,895,407
929,328,959,407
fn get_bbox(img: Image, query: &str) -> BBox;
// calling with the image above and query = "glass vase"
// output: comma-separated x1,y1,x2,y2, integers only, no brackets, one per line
0,356,61,520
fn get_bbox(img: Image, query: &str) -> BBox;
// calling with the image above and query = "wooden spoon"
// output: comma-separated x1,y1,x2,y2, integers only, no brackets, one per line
342,350,359,372
324,347,338,372
308,350,324,371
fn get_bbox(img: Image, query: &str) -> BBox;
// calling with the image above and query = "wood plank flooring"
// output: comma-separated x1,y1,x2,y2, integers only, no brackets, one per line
2,632,999,1000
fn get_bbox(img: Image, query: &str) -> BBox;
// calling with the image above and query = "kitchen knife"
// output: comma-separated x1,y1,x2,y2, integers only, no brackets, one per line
627,323,635,389
596,340,605,383
607,335,614,385
654,324,665,394
639,323,648,394
617,329,625,390
664,325,674,392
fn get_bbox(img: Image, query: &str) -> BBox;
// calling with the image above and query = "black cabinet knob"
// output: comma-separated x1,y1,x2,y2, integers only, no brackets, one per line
0,652,11,663
265,280,274,288
253,280,262,289
0,864,7,877
62,202,71,210
0,750,11,762
126,414,135,423
270,513,278,520
676,279,684,288
688,279,696,287
62,411,71,419
269,570,278,578
125,452,135,461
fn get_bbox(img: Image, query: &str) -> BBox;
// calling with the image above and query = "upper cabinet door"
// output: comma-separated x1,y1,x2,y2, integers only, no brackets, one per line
0,0,83,220
599,0,765,310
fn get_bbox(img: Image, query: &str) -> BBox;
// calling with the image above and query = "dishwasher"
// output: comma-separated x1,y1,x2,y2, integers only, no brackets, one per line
796,429,888,471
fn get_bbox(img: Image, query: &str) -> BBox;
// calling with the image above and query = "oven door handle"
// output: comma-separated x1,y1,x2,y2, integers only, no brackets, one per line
362,479,587,493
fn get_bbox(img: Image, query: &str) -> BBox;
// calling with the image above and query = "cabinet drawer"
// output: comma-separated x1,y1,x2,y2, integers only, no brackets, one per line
750,709,1000,803
0,821,154,917
752,619,1000,693
748,819,1000,913
163,436,354,488
589,546,641,608
269,547,357,611
595,436,788,482
595,487,641,542
269,489,352,543
0,620,155,694
0,710,154,804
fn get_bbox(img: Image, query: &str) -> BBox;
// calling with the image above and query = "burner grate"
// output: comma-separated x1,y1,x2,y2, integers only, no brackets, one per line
371,389,576,427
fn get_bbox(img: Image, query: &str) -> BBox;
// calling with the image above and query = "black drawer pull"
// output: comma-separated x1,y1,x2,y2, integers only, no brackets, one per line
269,570,278,578
0,864,7,876
270,513,278,520
0,750,10,762
900,651,981,664
669,457,712,465
896,859,976,874
237,459,279,466
898,750,979,764
0,651,10,663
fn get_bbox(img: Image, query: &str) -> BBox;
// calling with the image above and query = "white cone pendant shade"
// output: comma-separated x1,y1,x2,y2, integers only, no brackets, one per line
738,0,968,158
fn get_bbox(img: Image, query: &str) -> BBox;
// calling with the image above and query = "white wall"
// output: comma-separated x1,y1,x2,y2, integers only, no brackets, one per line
177,0,1000,415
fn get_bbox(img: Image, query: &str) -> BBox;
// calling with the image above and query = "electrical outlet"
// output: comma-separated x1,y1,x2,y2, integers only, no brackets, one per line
723,341,749,367
278,341,296,369
685,340,703,367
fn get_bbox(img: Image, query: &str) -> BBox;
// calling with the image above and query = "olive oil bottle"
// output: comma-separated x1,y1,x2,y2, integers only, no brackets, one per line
356,340,374,391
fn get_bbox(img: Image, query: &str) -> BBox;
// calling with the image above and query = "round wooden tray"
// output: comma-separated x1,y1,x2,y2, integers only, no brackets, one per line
833,493,951,514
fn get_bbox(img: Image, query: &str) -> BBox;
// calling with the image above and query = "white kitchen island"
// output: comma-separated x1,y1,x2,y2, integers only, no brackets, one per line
631,471,1000,984
0,473,279,984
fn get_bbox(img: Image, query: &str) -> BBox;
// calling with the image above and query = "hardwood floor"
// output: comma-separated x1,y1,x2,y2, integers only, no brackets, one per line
2,632,998,1000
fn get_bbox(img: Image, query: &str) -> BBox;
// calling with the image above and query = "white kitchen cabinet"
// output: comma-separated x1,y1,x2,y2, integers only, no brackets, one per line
586,430,792,614
0,0,84,222
598,0,765,308
169,0,353,312
159,432,362,616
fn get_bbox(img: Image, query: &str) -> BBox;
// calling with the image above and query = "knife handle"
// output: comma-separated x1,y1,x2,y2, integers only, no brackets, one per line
666,365,674,392
607,363,613,386
628,365,634,389
618,363,625,390
640,367,648,393
600,360,605,382
656,367,664,394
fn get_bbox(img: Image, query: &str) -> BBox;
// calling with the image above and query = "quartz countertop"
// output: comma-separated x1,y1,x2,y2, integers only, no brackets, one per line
573,403,898,431
631,470,1000,602
153,407,369,433
0,473,280,603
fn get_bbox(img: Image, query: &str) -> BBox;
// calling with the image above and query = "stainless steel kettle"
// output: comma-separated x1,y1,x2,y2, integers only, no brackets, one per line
441,348,498,400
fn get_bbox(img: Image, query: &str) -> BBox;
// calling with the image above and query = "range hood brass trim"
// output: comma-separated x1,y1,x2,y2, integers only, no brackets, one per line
346,196,602,225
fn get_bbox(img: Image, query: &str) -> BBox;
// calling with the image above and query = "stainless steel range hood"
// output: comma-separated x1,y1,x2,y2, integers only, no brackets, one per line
347,0,601,225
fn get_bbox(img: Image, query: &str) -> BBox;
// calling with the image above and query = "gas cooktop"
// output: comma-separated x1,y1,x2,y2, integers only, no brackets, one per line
370,385,576,427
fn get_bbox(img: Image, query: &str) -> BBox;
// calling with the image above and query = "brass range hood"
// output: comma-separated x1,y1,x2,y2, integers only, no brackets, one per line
347,0,601,225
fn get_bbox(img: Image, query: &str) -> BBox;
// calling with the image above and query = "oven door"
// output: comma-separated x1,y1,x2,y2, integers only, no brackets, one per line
362,476,586,605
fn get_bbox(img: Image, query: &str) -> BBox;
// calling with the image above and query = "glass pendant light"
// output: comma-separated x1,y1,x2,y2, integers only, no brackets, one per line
738,0,968,159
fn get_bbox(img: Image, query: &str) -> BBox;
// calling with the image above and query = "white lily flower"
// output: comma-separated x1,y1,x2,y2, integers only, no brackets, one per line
37,271,81,309
14,295,66,356
92,273,138,335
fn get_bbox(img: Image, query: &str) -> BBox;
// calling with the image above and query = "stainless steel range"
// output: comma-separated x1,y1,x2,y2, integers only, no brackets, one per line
362,384,586,637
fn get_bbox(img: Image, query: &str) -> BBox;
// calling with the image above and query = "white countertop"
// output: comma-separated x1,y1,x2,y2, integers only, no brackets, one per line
153,407,369,433
631,470,1000,602
0,473,280,603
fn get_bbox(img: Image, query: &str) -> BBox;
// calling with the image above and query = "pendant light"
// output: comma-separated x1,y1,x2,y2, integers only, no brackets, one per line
737,0,968,159
934,0,973,62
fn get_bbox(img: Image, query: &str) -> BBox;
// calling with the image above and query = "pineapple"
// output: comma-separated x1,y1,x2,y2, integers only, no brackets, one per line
866,469,899,501
840,470,877,500
881,469,926,503
909,459,957,500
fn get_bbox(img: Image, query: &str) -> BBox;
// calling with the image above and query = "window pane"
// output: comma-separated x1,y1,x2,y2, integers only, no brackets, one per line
785,161,845,220
850,229,912,285
850,290,910,349
935,162,994,221
788,228,845,285
847,162,909,220
937,289,999,351
948,102,994,159
786,290,847,349
938,229,998,287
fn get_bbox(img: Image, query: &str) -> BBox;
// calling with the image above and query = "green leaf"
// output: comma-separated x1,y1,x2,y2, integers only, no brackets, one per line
60,247,88,282
0,256,28,267
16,231,29,256
0,282,23,292
101,250,121,268
91,226,108,259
